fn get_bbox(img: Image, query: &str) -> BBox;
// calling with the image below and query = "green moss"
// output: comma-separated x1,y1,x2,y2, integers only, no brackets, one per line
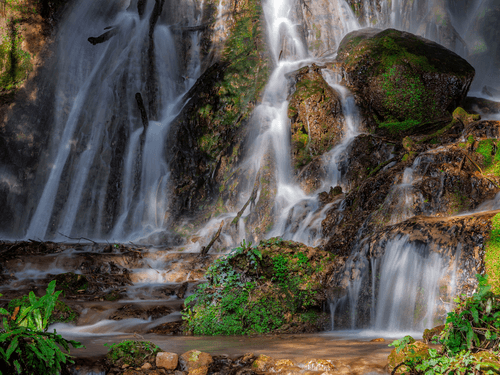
477,139,494,167
485,213,500,292
338,29,474,133
379,119,421,133
0,20,33,91
53,273,88,295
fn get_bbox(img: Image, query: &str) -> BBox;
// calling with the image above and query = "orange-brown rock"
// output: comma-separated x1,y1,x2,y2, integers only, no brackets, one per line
156,352,179,370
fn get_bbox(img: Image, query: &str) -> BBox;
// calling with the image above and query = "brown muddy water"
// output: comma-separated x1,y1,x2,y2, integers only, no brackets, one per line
71,332,397,374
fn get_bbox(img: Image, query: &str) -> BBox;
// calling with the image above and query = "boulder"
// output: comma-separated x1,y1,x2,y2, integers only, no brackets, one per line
336,28,475,137
179,350,213,375
156,352,179,370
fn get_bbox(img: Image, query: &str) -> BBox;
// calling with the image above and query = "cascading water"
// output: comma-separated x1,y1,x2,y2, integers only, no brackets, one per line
24,0,205,242
327,234,461,333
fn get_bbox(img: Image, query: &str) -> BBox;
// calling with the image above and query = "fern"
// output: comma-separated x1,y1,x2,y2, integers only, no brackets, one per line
0,282,84,374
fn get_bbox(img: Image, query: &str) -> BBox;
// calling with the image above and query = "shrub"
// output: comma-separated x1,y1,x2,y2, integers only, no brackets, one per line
0,281,83,375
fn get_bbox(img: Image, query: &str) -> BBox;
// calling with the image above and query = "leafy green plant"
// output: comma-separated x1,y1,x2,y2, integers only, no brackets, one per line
389,335,416,354
441,274,500,353
7,296,77,324
389,274,500,374
104,340,161,367
0,281,83,375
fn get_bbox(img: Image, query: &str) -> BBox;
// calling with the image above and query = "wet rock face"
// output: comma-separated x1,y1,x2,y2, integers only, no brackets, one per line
322,118,500,258
167,0,269,223
287,64,345,170
337,28,475,137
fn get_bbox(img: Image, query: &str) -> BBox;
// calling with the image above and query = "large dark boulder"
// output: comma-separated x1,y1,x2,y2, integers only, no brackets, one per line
336,28,475,137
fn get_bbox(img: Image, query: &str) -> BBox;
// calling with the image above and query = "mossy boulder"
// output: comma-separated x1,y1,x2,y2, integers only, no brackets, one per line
287,64,345,169
182,238,334,335
336,28,475,137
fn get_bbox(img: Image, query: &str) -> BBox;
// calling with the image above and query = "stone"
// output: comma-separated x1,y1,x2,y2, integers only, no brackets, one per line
156,352,179,370
179,350,213,372
370,338,385,342
141,363,153,370
337,28,475,137
251,354,275,372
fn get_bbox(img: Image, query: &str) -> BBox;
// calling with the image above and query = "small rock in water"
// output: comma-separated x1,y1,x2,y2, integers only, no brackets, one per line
370,338,385,342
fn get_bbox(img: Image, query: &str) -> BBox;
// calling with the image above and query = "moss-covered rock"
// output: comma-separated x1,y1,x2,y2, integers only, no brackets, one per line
336,28,475,137
182,238,334,335
287,64,345,169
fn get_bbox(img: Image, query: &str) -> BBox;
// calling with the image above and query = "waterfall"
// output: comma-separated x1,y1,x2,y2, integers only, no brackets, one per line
331,236,460,332
24,0,205,241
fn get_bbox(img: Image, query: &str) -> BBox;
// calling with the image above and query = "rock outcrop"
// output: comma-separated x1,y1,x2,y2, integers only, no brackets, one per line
287,64,345,170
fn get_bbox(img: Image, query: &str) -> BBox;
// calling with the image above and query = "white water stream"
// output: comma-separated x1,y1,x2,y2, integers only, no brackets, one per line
25,0,205,242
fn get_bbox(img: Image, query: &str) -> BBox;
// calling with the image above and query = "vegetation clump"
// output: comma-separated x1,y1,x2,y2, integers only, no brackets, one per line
104,340,161,368
182,238,333,335
0,280,83,375
389,274,500,374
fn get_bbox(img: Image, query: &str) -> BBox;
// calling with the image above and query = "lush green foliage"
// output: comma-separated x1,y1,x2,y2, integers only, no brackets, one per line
0,281,83,375
390,275,500,374
105,340,161,367
182,238,329,335
7,295,78,324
